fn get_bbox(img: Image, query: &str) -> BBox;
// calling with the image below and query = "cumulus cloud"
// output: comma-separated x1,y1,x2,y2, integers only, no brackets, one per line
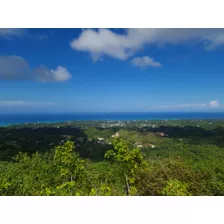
0,28,24,38
70,29,131,61
156,100,223,109
34,66,71,82
131,56,162,68
70,28,224,61
0,55,72,82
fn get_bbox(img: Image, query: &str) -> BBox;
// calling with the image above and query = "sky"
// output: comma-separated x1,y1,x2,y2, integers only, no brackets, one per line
0,28,224,113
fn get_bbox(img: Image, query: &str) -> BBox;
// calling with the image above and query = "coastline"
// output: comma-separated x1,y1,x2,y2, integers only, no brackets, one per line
0,112,224,127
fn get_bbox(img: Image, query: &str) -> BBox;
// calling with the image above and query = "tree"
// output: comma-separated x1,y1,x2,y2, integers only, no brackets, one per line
52,141,85,195
105,138,146,195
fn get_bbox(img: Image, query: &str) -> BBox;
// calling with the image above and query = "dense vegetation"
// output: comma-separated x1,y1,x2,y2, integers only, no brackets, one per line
0,119,224,196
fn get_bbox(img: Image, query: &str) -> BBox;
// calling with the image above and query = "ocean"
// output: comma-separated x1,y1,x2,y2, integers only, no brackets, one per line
0,112,224,126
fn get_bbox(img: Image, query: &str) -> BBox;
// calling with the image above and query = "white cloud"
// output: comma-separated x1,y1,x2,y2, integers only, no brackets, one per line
70,28,224,61
0,101,55,106
131,56,162,68
0,28,24,38
0,56,72,82
0,101,25,106
70,29,130,61
50,66,72,82
0,29,53,40
208,100,220,108
34,66,71,82
156,100,223,109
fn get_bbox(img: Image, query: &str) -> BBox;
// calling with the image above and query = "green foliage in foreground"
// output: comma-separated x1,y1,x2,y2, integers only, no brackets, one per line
105,138,146,195
0,136,224,196
161,180,192,196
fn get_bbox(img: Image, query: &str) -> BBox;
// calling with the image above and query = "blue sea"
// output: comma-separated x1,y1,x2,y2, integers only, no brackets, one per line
0,112,224,127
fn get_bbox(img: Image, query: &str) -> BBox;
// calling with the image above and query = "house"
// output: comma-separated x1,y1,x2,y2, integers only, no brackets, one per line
145,143,155,148
97,138,104,141
157,132,169,137
112,132,120,138
97,138,105,144
137,145,143,148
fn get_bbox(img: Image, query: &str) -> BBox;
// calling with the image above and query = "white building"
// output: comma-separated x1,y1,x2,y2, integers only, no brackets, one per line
97,138,104,141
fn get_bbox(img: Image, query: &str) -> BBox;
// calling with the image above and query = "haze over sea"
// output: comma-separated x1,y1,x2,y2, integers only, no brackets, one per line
0,112,224,126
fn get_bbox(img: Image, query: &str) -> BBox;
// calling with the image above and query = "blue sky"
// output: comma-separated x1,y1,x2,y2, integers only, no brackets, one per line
0,28,224,113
